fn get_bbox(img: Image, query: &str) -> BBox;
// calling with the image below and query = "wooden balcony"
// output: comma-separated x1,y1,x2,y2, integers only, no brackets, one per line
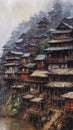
3,75,17,79
47,56,73,63
5,56,20,60
54,35,71,40
18,78,46,83
47,58,66,63
5,70,16,74
5,57,15,60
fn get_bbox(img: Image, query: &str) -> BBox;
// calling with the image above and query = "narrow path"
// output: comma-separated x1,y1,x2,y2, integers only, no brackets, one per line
43,109,62,130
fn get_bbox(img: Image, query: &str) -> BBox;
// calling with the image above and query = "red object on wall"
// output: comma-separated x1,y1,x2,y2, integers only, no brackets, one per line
65,100,73,110
21,74,28,80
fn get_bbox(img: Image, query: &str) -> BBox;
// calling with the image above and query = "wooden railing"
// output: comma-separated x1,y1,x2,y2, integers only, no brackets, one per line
3,75,17,79
47,56,73,63
5,70,16,74
54,35,71,40
5,57,15,60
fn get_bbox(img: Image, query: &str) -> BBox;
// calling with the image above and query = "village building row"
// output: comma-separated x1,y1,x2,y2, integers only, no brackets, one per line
1,16,73,129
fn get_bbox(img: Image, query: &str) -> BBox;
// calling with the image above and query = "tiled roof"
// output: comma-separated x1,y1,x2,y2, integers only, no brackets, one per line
4,63,19,66
11,51,23,55
31,97,44,102
50,29,72,34
44,46,73,51
64,17,73,29
46,82,73,88
15,38,23,43
25,63,36,68
48,68,73,75
47,38,73,43
12,84,24,89
21,53,31,58
34,54,46,61
61,92,73,99
30,70,48,78
23,94,34,99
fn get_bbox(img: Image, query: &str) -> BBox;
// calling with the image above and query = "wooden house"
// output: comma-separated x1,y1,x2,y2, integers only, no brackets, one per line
22,94,34,108
26,96,48,128
61,92,73,129
11,83,29,96
34,54,46,69
37,17,50,31
44,81,73,108
4,50,23,79
18,63,36,81
20,53,31,64
62,92,73,113
44,21,73,70
29,70,48,95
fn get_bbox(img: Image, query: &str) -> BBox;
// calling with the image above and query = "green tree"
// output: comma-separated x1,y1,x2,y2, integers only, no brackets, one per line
38,38,50,54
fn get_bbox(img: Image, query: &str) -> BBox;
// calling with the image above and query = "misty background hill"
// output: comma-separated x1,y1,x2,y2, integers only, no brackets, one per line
2,0,73,54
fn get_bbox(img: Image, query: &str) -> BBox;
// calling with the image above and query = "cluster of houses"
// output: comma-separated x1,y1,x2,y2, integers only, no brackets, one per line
1,16,73,129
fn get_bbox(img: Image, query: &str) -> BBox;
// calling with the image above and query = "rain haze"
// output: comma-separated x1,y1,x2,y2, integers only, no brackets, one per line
0,0,72,54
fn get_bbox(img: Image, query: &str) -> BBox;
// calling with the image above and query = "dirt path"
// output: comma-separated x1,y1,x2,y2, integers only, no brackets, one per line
43,109,62,130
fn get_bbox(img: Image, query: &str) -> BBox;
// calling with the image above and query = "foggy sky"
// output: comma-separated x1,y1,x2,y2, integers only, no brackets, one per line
0,0,72,53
